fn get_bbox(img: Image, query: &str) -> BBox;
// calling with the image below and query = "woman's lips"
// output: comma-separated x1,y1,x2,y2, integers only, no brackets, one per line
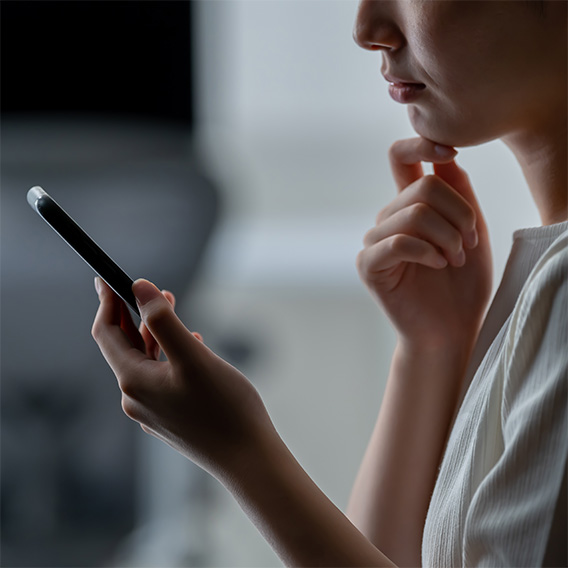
383,73,426,104
387,81,426,104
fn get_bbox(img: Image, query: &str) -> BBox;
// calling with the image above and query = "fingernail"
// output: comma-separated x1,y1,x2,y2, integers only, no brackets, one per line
465,229,478,249
132,279,161,307
456,249,466,266
435,255,448,269
434,144,457,158
94,276,102,296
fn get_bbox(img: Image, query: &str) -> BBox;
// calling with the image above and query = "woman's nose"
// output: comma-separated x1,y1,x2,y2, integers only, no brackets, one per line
353,0,403,52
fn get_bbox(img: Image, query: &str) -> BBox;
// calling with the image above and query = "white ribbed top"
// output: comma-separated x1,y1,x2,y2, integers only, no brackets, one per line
422,222,568,567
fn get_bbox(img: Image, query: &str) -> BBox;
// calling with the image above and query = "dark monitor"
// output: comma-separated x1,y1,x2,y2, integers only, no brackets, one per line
1,0,194,127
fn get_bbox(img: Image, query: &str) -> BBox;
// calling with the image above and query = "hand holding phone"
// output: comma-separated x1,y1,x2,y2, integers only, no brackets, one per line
27,186,140,316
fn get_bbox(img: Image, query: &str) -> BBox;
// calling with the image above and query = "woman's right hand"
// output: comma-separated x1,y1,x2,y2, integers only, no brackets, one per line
92,278,277,480
357,137,493,351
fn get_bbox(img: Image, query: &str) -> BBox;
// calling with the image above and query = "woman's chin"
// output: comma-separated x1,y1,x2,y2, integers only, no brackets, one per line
408,105,499,149
408,106,459,146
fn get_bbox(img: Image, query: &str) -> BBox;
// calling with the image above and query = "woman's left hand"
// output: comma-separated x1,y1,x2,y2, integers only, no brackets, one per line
92,278,275,479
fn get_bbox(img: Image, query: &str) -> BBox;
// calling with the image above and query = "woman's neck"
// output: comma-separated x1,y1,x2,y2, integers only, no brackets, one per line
503,113,568,226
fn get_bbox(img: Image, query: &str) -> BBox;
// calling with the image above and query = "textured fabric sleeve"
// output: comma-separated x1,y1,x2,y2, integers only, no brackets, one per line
463,236,568,568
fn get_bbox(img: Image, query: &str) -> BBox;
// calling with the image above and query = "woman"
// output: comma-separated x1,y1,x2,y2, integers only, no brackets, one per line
92,1,567,566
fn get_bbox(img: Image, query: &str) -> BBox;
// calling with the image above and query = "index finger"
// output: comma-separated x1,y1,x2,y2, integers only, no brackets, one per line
388,137,457,191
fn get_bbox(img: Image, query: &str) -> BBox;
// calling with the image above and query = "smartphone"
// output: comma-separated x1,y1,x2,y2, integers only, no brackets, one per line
27,186,140,317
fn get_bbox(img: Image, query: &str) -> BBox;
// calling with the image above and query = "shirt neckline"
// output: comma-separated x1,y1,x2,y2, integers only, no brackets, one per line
513,220,568,243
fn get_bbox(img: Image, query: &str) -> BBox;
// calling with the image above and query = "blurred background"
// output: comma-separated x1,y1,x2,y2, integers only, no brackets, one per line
1,1,540,566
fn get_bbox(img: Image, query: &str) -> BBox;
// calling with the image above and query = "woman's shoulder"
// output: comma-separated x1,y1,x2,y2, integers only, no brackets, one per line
502,225,567,420
508,226,567,341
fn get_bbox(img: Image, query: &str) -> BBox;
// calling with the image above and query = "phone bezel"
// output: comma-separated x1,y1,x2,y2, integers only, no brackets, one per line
27,186,140,317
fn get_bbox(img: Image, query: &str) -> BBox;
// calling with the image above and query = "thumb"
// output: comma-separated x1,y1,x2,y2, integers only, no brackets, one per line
132,279,197,363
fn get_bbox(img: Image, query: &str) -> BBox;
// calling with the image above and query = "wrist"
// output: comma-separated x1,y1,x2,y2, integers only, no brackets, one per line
396,330,478,370
215,414,284,489
388,337,477,413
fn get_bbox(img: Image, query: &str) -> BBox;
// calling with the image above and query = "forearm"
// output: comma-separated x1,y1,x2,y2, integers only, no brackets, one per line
347,340,474,567
218,423,397,567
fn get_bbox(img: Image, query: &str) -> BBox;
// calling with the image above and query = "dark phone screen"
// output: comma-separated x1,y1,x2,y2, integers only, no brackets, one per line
35,192,139,316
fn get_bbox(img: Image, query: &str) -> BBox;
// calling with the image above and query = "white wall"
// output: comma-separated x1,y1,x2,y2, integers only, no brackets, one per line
195,0,540,286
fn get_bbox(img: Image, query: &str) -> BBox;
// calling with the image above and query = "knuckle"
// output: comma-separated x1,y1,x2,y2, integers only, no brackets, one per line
91,320,102,342
362,227,376,247
121,394,140,420
118,371,140,400
375,206,389,225
442,229,464,255
389,234,410,255
407,201,430,223
388,137,414,161
388,140,403,161
418,175,440,199
419,174,439,194
356,249,369,276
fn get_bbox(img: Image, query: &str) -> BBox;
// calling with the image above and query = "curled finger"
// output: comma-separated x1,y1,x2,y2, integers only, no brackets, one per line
358,234,448,279
363,203,466,267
